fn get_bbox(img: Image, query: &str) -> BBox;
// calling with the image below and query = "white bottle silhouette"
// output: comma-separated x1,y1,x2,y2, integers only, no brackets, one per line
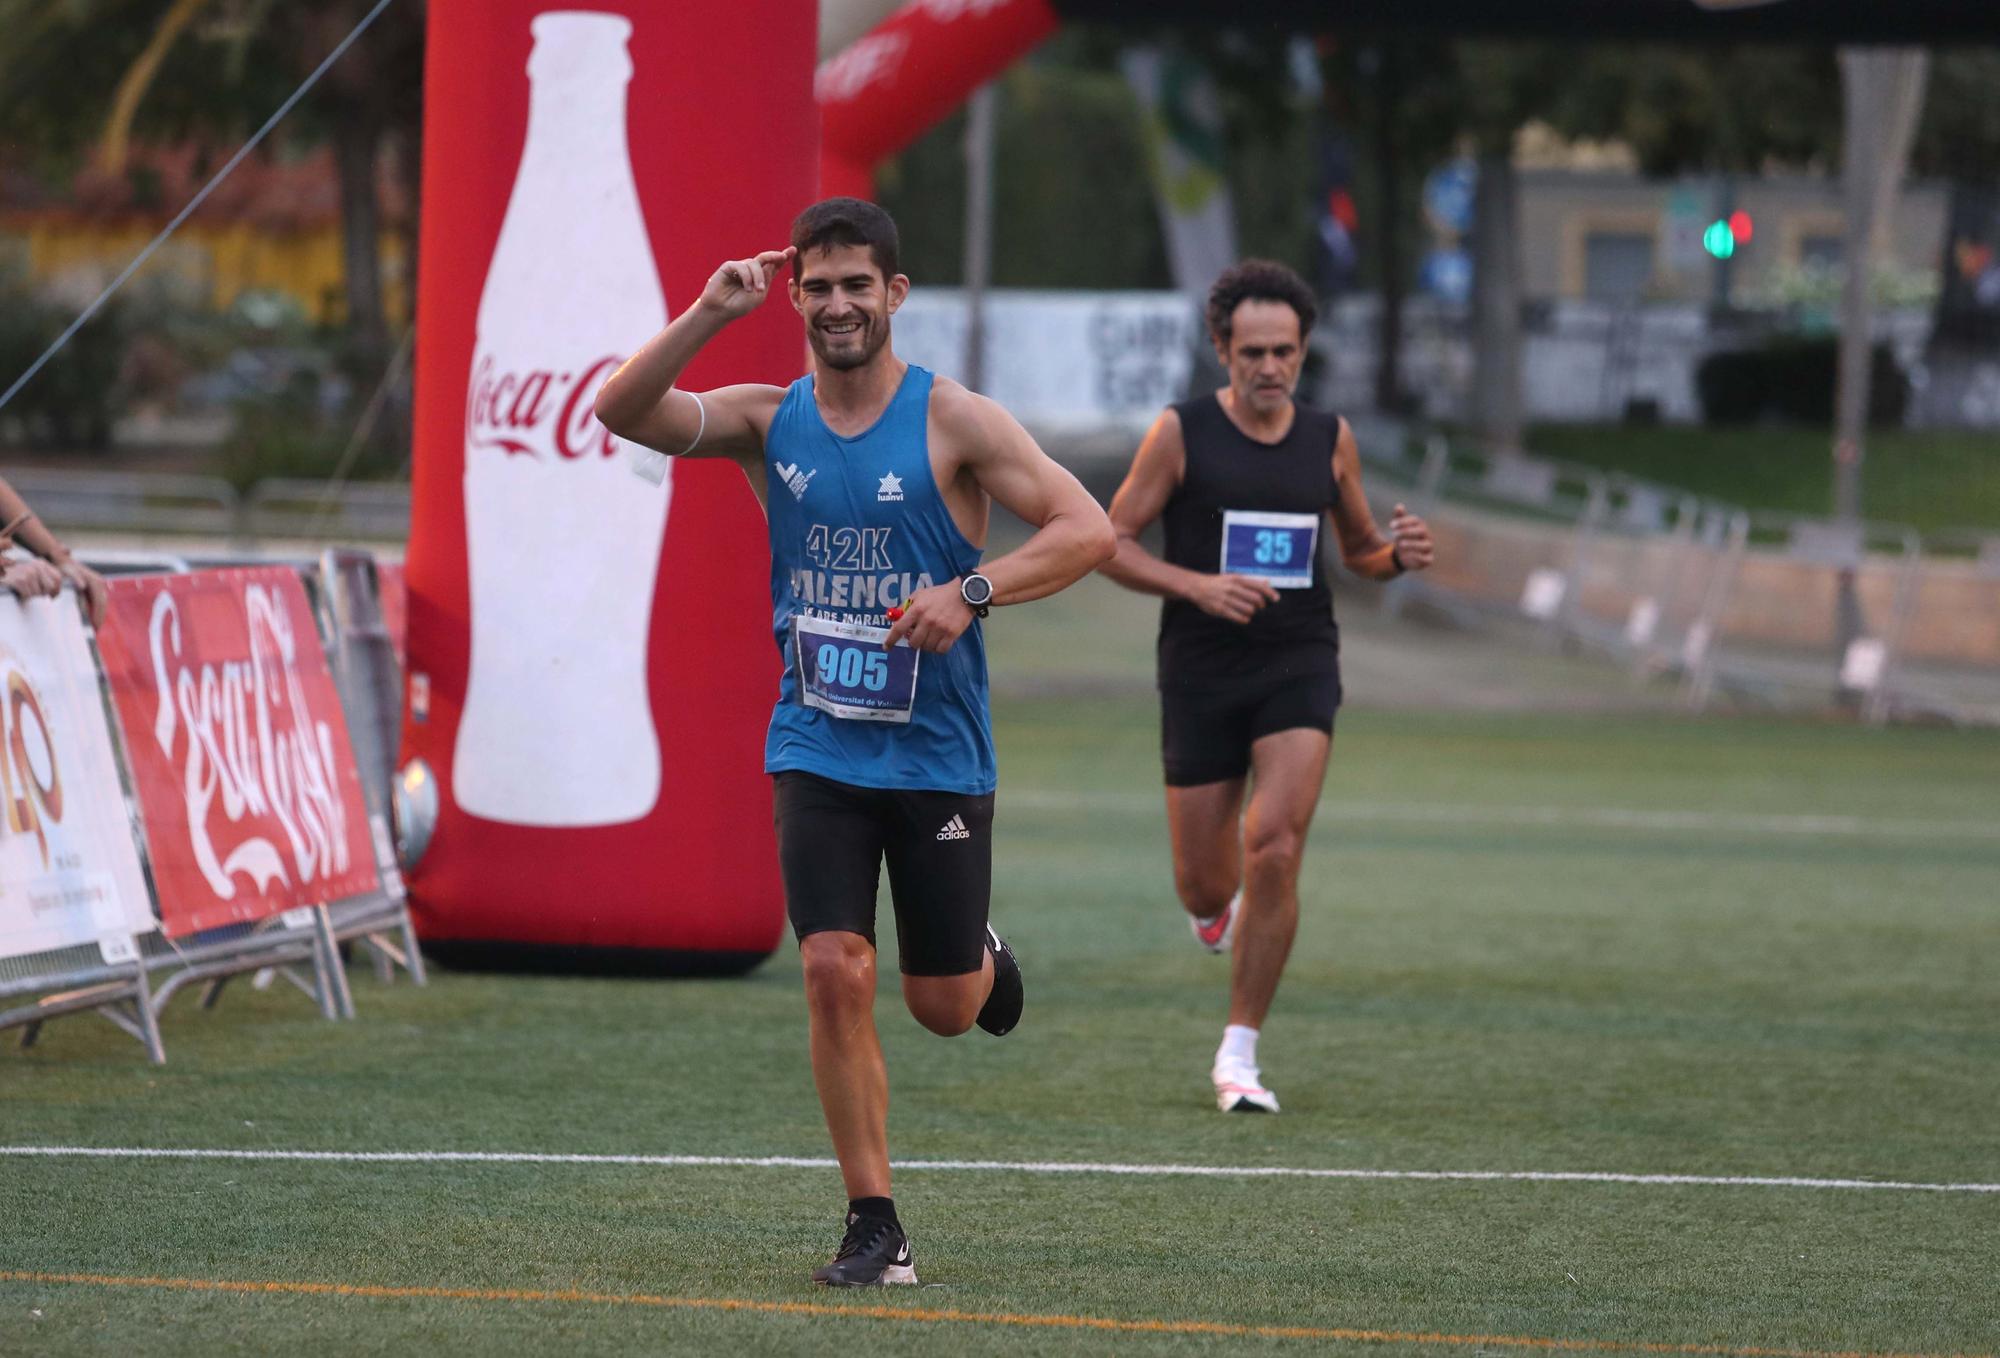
454,11,669,827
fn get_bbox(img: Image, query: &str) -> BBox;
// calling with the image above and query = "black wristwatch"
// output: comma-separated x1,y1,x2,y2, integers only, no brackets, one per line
959,572,994,618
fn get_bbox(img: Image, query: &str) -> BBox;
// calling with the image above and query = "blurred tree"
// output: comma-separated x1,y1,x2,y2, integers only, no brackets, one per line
878,36,1170,290
0,0,423,382
1910,50,2000,353
1548,44,1841,178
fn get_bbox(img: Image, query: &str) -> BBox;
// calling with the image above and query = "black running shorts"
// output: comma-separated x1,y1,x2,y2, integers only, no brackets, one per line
1160,669,1341,788
772,770,994,977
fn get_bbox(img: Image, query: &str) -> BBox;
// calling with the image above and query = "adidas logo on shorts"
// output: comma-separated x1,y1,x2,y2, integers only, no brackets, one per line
936,814,971,842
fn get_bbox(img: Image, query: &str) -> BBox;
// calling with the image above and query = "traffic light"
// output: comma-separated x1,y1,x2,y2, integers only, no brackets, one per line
1705,211,1754,260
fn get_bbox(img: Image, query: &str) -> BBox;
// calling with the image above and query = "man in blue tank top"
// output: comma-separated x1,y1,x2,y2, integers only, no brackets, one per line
1099,260,1435,1116
595,199,1114,1287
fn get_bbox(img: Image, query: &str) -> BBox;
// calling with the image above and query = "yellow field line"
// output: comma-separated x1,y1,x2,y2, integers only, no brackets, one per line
1,1270,1987,1358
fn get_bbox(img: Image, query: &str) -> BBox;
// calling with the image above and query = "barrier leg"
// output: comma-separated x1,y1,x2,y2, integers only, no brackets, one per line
133,963,166,1064
316,905,356,1020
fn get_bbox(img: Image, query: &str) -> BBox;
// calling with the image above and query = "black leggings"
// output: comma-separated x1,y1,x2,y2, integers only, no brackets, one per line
774,770,994,976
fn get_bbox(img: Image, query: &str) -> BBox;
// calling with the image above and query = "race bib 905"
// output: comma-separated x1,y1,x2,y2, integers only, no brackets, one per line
794,615,919,723
1220,510,1319,588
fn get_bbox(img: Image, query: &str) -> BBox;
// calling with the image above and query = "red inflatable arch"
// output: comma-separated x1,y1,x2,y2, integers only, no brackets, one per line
817,0,1059,200
399,0,813,973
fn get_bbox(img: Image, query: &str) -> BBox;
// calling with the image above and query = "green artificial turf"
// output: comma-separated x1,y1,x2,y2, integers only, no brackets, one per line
3,695,1996,1356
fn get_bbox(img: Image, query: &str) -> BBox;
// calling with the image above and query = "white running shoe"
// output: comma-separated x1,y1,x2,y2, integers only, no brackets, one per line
1189,892,1239,954
1212,1056,1280,1113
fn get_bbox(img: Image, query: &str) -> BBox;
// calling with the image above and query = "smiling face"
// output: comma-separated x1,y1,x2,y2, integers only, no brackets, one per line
1216,299,1305,419
790,243,907,372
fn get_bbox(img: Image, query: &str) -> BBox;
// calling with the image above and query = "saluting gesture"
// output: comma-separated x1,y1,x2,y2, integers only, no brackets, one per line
699,245,798,319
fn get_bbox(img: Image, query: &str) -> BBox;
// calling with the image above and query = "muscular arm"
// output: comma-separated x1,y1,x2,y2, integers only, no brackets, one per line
1330,418,1433,580
593,247,794,466
883,382,1114,652
1098,409,1277,624
950,388,1116,606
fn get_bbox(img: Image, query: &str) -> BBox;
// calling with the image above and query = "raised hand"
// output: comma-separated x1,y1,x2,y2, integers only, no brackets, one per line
1388,503,1434,572
697,246,798,321
1190,572,1279,624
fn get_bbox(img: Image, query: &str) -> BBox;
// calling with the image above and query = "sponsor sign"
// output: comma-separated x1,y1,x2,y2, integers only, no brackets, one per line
0,595,155,961
894,290,1200,431
94,568,380,937
402,0,798,953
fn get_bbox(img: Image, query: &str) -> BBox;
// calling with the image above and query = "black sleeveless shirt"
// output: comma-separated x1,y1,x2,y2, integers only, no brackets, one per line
1157,393,1341,687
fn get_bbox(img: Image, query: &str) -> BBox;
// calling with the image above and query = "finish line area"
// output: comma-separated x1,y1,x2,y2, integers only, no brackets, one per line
2,1144,1995,1195
5,702,1995,1354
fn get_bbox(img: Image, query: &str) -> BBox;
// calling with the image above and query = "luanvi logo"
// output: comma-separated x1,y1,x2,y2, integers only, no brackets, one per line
776,461,817,501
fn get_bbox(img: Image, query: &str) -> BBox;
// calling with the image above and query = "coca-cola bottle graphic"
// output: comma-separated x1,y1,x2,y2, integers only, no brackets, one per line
454,11,669,827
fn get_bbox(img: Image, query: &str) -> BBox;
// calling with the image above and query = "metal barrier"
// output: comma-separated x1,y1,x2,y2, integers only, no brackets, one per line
315,548,426,989
0,467,239,536
250,479,412,540
1864,530,2000,725
0,942,165,1065
4,550,419,1063
1688,516,1922,715
0,466,411,544
1356,427,2000,727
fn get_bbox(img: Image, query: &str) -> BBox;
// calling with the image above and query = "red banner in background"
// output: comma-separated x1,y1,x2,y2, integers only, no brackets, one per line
95,568,380,937
817,0,1059,198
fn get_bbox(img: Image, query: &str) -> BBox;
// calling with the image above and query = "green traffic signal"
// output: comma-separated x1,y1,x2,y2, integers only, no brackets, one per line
1703,219,1737,260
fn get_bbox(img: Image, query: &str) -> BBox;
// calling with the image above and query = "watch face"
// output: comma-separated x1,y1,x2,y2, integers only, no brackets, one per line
963,574,993,606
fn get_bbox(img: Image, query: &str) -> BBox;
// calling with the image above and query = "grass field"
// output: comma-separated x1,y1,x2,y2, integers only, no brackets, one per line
4,585,1998,1356
1522,424,2000,535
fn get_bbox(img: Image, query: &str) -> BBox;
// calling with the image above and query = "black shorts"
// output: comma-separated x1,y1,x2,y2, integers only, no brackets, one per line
1160,669,1341,787
772,770,994,977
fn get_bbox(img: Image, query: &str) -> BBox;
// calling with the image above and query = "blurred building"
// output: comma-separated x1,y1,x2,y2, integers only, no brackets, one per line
0,145,410,326
1519,170,1947,307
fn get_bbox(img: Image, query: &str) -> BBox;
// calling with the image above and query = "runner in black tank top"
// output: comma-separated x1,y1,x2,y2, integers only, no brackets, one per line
1159,391,1342,688
1099,260,1436,1116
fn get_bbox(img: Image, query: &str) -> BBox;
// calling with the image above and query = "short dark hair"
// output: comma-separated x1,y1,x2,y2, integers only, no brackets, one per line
790,197,900,281
1205,259,1317,346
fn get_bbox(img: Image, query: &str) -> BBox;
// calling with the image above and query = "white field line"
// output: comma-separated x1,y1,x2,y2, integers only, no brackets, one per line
2,1146,1994,1194
1006,791,2000,842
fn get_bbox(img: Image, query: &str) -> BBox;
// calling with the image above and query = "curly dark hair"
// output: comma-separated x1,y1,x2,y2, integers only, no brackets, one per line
790,197,900,281
1205,259,1317,346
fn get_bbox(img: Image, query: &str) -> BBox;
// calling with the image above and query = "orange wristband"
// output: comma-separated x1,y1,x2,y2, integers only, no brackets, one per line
1354,542,1400,578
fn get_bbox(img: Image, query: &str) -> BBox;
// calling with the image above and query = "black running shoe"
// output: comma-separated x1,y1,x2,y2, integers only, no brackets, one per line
975,923,1023,1036
811,1211,917,1287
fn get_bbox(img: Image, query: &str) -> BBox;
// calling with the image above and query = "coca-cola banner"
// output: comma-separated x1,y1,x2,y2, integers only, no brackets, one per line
0,595,156,962
818,0,1059,198
95,569,380,938
404,2,807,961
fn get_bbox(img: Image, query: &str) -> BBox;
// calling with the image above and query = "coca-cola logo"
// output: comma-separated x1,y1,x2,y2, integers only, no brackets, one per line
917,0,1018,21
0,655,62,869
146,584,351,899
466,353,621,460
815,31,910,103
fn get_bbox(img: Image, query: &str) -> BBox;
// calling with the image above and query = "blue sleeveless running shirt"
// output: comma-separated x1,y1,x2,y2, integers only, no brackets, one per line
762,364,996,795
